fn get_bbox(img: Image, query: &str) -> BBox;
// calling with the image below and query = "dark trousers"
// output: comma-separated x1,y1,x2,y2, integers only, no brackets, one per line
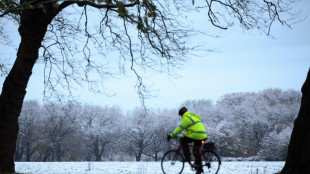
180,137,203,171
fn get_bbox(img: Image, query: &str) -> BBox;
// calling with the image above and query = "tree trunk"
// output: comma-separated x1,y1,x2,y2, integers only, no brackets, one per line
154,151,158,162
281,68,310,174
93,137,101,161
136,150,142,161
14,136,24,161
98,143,105,161
56,145,62,161
0,5,57,173
25,141,31,161
42,148,50,162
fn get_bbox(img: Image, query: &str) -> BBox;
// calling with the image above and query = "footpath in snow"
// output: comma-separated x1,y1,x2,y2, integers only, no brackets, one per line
15,161,284,174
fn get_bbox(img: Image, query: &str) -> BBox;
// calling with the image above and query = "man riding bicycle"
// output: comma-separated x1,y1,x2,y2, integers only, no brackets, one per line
167,107,207,174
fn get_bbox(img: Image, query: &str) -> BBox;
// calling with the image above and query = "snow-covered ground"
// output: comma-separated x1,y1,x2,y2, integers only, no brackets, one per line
16,161,284,174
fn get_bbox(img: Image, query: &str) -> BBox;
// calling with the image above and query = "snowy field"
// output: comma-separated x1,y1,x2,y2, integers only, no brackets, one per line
16,161,284,174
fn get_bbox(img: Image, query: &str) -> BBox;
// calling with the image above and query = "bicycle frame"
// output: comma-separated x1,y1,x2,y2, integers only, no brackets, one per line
172,140,208,169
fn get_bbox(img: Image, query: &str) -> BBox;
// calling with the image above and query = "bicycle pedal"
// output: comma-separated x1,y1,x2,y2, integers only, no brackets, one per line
206,163,210,168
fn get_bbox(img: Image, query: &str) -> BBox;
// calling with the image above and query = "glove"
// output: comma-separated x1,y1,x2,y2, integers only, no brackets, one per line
167,134,172,141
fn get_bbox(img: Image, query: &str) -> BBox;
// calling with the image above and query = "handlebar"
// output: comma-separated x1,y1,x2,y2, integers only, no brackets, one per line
167,134,181,142
174,136,181,142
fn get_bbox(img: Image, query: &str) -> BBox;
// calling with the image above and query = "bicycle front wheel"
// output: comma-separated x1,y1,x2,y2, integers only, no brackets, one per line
202,150,221,174
161,150,185,174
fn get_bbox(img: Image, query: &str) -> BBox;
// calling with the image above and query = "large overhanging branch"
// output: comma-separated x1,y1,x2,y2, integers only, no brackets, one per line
0,0,139,17
68,0,138,8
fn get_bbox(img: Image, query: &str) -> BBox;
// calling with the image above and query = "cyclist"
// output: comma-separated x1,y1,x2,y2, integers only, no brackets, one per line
167,107,207,174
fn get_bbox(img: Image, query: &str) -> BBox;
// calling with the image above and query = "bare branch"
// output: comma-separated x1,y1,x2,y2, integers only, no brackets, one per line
206,0,228,30
1,0,300,107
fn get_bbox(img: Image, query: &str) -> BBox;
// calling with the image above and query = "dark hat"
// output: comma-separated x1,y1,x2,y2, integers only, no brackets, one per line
179,107,188,116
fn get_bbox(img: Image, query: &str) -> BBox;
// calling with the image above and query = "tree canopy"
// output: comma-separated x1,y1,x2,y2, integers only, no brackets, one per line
0,0,299,102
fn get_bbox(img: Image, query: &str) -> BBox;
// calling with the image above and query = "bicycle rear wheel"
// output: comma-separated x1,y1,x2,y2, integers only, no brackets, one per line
201,150,221,174
161,150,185,174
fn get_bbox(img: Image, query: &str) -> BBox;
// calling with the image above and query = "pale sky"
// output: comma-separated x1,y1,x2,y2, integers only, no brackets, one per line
1,0,310,111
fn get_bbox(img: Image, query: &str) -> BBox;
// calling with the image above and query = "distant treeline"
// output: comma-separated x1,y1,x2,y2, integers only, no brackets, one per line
15,88,300,162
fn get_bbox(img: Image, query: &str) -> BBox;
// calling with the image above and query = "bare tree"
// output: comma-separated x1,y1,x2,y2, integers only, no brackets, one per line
0,0,300,172
80,105,121,161
40,102,79,161
126,108,154,161
15,100,41,161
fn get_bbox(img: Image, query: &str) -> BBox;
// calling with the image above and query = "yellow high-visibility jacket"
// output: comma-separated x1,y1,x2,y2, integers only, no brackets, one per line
170,111,207,140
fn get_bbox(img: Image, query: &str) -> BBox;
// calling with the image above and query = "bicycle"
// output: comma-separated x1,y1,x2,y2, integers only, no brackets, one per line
161,136,221,174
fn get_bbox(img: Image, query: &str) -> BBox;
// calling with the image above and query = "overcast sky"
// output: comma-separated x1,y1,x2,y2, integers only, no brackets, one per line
1,0,310,111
